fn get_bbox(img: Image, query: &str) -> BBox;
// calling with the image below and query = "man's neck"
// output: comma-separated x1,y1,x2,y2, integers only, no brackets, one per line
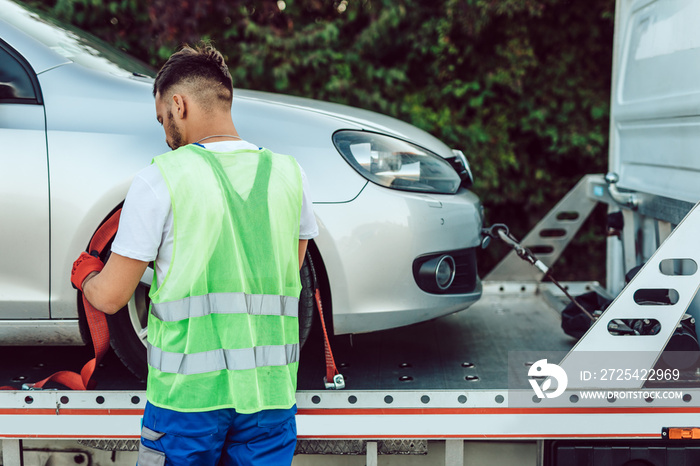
193,134,243,145
185,113,239,145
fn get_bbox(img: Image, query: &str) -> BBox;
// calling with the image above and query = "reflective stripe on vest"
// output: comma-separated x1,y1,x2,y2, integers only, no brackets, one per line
147,342,299,375
151,293,299,322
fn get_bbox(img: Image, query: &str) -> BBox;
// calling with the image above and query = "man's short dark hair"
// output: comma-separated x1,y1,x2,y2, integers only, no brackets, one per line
153,43,233,108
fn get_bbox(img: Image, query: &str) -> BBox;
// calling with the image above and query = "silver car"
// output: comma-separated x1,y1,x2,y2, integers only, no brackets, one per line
0,0,483,379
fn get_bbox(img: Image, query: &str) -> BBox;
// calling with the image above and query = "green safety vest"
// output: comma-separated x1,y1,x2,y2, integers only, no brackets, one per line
146,144,303,413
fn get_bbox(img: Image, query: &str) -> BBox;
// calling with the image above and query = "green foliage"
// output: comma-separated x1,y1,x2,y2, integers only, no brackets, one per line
28,0,614,280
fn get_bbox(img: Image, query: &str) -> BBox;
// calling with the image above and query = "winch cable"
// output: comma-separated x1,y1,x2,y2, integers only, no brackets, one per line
484,224,596,322
1,209,122,391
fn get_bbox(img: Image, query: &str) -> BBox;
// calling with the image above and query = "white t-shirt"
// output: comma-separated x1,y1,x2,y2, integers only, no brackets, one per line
111,140,319,286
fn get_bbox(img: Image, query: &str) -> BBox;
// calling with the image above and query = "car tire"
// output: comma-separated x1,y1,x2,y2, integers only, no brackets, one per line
298,255,316,349
105,261,150,382
104,249,317,382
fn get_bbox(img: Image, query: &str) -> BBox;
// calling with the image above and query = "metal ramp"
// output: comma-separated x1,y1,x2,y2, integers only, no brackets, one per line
485,175,603,282
482,173,700,393
561,201,700,389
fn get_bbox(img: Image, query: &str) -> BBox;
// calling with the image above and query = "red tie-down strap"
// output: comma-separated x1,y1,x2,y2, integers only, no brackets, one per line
314,288,345,390
9,209,122,391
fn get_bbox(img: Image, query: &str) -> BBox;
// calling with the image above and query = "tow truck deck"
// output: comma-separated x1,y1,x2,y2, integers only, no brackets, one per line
0,283,579,465
2,279,699,465
0,282,575,394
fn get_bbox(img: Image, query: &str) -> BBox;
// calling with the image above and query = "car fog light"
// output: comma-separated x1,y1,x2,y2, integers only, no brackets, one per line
435,255,456,290
419,254,456,291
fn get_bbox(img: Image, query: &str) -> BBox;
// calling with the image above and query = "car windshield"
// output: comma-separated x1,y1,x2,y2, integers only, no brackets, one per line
3,0,155,78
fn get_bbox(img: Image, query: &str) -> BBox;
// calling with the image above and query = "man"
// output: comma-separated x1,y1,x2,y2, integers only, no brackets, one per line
70,43,318,465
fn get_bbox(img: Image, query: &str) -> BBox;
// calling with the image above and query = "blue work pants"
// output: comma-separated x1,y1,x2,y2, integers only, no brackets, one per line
137,401,297,465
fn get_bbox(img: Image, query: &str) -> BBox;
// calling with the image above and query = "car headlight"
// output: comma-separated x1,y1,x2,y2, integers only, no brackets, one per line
332,131,462,194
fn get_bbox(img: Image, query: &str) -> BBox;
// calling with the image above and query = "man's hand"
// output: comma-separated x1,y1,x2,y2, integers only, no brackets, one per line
71,252,104,291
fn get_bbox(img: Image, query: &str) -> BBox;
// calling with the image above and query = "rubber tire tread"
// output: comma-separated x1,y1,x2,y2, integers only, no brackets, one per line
106,299,148,382
298,258,315,348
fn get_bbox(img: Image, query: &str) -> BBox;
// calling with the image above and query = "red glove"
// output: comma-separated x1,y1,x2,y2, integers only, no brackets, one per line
71,252,104,291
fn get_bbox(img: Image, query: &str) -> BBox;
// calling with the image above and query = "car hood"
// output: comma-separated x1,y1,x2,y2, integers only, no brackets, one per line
234,89,455,159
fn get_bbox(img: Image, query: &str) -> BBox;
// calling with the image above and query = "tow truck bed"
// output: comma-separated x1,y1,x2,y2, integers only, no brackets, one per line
0,283,575,393
1,282,699,466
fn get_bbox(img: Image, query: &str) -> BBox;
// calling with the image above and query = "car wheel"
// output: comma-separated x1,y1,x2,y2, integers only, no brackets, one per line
105,252,317,382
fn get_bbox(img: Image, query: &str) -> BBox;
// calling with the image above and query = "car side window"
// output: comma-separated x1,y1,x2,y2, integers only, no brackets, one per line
0,44,38,103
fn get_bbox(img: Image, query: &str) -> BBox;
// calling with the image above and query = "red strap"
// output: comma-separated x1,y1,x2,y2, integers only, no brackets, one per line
28,210,122,391
314,288,339,384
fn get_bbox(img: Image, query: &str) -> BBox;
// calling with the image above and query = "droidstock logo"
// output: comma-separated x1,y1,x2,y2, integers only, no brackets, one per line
528,359,568,399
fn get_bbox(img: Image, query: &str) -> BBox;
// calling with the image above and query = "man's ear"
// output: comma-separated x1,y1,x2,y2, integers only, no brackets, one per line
172,94,187,119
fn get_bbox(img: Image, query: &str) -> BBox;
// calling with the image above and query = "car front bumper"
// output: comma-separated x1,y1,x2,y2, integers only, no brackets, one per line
313,183,483,335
